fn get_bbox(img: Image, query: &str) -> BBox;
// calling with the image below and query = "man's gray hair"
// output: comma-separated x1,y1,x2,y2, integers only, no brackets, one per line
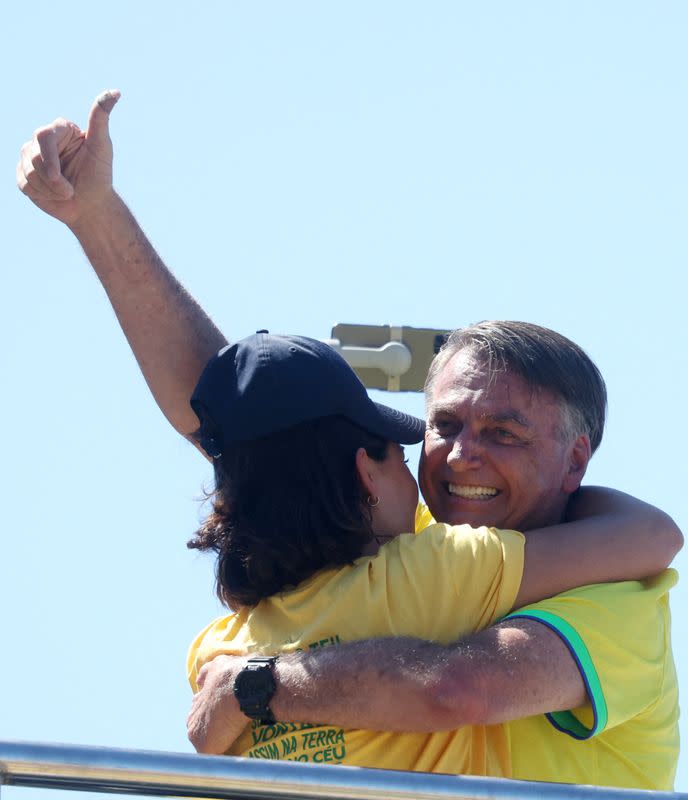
424,321,607,453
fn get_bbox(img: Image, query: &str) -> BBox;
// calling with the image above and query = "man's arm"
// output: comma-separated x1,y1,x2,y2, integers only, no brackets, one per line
187,619,585,754
515,487,682,607
17,91,226,438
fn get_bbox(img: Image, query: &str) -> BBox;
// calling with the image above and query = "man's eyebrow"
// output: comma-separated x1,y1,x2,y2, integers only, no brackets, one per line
483,411,531,428
428,401,459,416
428,405,532,428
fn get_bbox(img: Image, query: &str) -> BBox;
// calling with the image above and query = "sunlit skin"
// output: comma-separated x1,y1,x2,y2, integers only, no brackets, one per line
358,443,419,555
419,348,591,532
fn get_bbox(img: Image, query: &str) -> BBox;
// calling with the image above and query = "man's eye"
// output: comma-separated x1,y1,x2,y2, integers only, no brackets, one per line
432,419,458,436
495,428,517,441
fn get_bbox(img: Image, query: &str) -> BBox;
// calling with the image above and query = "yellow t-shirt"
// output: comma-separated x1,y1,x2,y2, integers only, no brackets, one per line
419,502,679,789
504,571,680,790
188,522,524,775
415,501,435,532
416,504,679,791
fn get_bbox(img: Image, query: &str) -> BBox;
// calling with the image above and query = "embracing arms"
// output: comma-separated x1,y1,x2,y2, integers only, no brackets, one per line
187,489,681,753
188,617,583,752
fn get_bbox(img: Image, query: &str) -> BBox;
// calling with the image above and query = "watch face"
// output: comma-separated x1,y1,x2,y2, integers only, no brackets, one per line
234,661,276,712
236,669,272,695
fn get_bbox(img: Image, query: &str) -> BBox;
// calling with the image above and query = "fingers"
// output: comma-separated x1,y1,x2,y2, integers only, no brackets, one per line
36,120,81,192
17,127,77,201
86,89,121,145
16,153,58,200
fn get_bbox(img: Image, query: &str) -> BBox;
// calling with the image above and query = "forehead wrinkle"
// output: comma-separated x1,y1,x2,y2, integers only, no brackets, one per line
428,389,533,428
427,393,467,417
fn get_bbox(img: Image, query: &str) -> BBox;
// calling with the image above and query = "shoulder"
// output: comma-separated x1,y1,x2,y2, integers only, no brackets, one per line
400,521,524,558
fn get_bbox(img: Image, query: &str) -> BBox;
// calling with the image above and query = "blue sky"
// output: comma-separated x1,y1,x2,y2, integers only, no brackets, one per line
2,2,686,797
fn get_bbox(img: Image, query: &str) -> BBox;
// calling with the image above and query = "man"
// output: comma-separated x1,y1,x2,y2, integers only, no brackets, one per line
17,92,680,789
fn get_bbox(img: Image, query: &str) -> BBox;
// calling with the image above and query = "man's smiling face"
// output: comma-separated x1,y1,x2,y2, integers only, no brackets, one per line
419,348,589,531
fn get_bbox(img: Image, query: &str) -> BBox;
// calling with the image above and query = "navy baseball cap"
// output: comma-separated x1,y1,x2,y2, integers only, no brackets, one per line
190,331,425,457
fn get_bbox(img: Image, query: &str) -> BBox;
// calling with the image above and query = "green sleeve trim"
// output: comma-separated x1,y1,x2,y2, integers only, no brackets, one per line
504,608,608,740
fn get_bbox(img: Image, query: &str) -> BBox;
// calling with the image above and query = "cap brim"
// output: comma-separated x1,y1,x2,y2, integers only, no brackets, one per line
371,402,426,444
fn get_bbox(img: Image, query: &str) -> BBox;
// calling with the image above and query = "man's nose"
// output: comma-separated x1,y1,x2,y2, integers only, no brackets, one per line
447,432,483,470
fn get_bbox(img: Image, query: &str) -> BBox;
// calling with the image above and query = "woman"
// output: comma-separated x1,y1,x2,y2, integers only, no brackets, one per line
187,331,679,774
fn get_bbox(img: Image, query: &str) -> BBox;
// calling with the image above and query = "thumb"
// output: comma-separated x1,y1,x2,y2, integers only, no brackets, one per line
86,89,121,144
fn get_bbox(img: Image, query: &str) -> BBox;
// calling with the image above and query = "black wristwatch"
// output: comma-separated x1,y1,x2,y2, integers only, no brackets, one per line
233,656,278,725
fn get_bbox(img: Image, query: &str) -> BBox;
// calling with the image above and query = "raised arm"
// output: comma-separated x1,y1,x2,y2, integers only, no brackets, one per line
17,91,226,439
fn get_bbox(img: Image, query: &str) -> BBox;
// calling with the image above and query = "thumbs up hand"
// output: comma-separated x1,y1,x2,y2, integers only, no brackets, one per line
17,90,121,228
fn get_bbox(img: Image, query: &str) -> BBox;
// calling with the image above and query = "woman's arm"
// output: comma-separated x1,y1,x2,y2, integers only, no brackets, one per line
514,486,682,607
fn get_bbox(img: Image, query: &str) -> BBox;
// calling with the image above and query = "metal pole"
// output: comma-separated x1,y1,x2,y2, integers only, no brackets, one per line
0,740,684,800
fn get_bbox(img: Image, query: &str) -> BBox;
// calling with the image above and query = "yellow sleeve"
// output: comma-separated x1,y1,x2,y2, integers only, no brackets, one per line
186,615,232,692
378,523,525,641
505,570,678,738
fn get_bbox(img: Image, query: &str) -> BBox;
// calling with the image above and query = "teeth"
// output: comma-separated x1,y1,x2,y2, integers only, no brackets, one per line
448,484,498,499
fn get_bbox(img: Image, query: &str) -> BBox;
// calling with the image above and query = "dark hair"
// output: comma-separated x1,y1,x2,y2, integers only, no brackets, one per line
188,415,389,608
425,321,607,452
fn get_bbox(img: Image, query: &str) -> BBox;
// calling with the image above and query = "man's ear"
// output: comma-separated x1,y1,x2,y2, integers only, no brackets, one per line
562,434,592,494
355,447,377,497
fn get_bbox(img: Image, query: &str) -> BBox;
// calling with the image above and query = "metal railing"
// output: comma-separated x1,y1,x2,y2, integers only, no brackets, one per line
0,740,685,800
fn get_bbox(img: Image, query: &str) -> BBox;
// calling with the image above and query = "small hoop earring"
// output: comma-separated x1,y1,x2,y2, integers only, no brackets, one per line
367,495,380,507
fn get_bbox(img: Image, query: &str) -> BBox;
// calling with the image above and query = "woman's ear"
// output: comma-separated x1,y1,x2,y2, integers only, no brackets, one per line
355,447,377,497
